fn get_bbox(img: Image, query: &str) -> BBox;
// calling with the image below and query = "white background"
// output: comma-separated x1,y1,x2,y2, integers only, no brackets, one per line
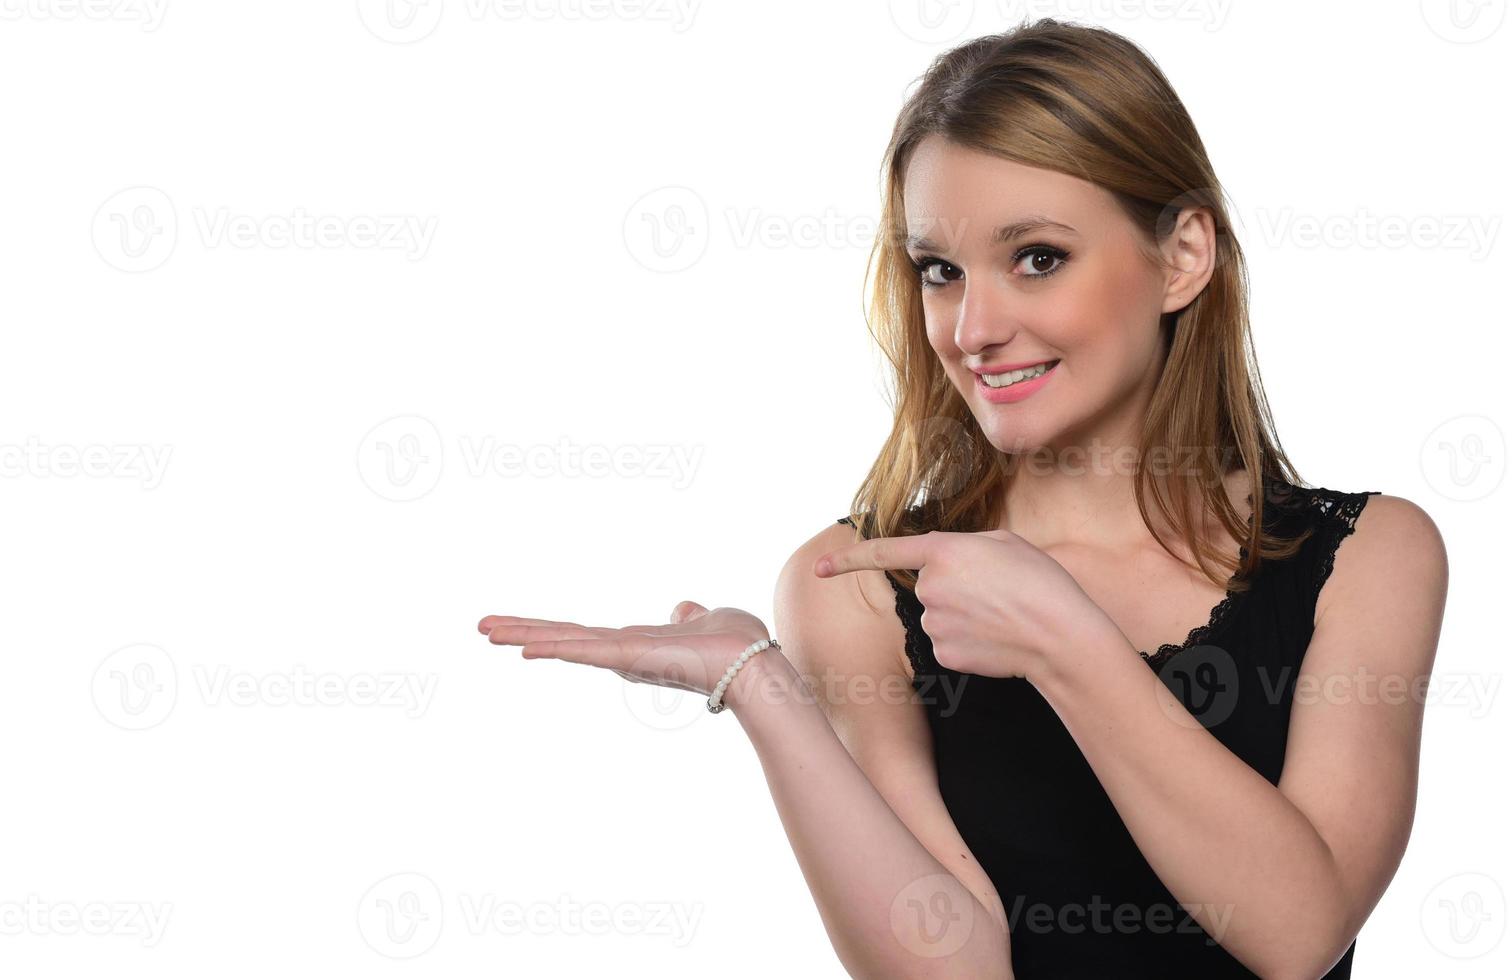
2,0,1508,976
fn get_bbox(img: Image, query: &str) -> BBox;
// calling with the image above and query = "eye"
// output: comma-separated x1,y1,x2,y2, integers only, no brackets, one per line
910,255,961,289
909,244,1071,290
1012,244,1070,279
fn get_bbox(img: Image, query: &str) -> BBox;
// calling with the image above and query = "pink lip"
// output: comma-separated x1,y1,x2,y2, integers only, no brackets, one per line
976,360,1059,403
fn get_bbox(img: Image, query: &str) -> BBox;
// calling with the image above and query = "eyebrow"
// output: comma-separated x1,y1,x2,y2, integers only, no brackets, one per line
905,216,1079,252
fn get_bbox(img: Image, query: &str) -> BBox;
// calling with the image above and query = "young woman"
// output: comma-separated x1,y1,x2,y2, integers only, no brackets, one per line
479,19,1448,978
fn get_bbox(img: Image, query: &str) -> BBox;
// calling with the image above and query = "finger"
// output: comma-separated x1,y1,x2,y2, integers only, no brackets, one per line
670,600,709,624
486,623,600,646
481,612,695,635
522,634,655,668
479,614,593,635
814,533,937,577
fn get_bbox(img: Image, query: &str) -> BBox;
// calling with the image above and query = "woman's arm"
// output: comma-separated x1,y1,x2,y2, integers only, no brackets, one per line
1031,495,1448,978
729,522,1012,979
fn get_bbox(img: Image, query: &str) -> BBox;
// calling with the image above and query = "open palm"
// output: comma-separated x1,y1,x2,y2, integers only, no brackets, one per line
478,601,772,700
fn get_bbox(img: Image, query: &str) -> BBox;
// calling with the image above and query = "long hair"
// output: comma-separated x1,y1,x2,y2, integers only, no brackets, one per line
844,18,1311,594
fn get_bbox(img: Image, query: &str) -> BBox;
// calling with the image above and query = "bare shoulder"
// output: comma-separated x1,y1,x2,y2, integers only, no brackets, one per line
774,520,913,682
1318,493,1448,614
1281,492,1450,957
1314,492,1449,671
771,520,1011,937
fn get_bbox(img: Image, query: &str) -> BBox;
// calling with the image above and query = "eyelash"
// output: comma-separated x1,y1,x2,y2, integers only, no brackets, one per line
909,244,1071,289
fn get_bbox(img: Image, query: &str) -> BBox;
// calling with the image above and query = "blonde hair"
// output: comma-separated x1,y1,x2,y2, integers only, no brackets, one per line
845,18,1309,593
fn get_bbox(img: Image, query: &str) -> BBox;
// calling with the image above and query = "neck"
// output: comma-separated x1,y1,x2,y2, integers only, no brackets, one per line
996,449,1245,555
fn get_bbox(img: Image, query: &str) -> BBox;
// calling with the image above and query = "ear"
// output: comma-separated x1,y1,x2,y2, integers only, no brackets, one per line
1159,205,1218,315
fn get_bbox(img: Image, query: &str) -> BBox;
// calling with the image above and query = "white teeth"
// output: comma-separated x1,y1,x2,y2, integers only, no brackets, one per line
981,361,1055,388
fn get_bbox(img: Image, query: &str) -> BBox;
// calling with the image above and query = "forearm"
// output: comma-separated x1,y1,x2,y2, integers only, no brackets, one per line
1032,627,1349,978
725,653,1013,980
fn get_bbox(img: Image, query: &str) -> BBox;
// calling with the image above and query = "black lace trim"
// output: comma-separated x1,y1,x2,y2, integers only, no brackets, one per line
885,572,932,681
1114,474,1317,667
836,516,933,679
836,480,1380,675
1141,588,1242,669
1117,476,1270,667
1306,488,1381,604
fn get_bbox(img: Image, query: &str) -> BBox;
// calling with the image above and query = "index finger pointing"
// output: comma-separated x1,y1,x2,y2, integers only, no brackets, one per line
815,533,936,578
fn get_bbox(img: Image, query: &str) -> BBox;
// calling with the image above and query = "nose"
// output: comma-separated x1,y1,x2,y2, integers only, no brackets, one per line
953,269,1018,355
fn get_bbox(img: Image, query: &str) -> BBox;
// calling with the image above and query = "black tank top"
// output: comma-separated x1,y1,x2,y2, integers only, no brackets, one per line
836,477,1380,977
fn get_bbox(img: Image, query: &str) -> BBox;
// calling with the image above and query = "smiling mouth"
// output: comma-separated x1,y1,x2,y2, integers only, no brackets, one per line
977,359,1060,389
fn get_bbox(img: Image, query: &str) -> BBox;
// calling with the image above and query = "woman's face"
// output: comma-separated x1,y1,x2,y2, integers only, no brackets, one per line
901,134,1209,461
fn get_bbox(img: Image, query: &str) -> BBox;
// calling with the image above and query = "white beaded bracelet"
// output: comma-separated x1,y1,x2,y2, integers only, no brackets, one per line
706,638,780,714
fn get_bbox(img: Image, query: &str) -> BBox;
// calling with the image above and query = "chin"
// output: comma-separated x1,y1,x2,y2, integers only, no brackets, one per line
977,421,1054,457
